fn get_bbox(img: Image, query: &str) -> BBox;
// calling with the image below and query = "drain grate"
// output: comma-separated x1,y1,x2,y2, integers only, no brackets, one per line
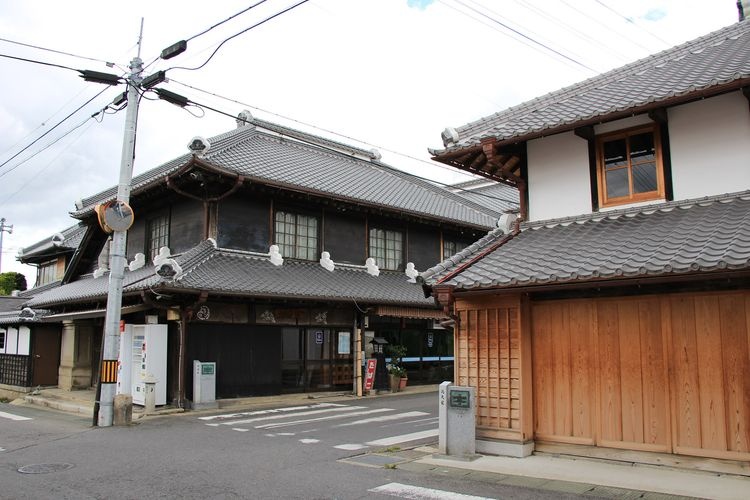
18,463,75,474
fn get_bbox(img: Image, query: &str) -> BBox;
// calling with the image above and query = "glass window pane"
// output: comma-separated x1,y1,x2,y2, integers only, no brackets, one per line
632,162,657,193
603,138,627,168
630,132,655,163
606,168,629,198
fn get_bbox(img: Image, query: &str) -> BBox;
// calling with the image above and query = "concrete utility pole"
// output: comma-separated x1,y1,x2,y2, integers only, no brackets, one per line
98,24,144,427
0,218,13,273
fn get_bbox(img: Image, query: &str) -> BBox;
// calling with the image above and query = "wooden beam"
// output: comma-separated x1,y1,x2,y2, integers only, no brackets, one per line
574,126,594,141
648,107,668,124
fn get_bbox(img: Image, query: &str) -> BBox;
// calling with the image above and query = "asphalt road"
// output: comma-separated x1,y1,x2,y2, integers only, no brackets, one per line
0,392,579,499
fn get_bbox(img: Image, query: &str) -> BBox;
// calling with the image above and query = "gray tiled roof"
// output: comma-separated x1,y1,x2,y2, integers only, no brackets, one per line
449,181,519,214
420,191,750,290
72,119,501,230
19,223,86,259
433,20,750,154
27,240,435,308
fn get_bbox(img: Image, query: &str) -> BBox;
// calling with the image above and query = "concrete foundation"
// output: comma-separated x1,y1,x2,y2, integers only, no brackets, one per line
477,438,535,458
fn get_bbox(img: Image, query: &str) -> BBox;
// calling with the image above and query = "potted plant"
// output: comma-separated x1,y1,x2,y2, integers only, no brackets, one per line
387,345,408,391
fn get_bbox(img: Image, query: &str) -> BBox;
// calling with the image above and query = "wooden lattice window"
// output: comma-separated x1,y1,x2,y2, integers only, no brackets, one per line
274,211,318,260
147,213,170,262
369,227,403,270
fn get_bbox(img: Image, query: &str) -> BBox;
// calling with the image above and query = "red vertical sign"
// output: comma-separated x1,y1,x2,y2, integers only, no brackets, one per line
364,359,377,391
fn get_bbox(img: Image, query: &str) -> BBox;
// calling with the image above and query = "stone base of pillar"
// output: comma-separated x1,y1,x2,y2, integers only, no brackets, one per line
476,438,534,458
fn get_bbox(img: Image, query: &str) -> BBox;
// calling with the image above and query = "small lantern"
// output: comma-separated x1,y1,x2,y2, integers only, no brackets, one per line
370,337,388,354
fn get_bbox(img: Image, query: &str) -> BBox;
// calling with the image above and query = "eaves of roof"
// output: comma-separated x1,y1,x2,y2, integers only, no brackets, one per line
421,190,750,291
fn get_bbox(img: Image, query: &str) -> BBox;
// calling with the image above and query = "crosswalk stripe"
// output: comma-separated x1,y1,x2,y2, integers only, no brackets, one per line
199,403,346,421
333,443,368,451
255,408,393,429
218,405,368,426
0,411,32,421
369,482,496,500
335,411,429,427
365,429,438,447
232,428,249,432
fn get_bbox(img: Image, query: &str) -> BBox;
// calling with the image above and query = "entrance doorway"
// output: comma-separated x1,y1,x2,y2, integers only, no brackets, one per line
281,327,352,392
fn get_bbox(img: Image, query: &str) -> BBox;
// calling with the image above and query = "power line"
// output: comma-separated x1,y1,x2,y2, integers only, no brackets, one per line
169,78,482,181
186,0,270,41
593,0,671,47
0,37,117,66
0,87,111,176
168,0,311,72
449,0,598,73
0,52,79,72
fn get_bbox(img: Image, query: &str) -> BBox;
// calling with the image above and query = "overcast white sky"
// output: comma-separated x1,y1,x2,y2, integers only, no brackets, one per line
0,0,740,285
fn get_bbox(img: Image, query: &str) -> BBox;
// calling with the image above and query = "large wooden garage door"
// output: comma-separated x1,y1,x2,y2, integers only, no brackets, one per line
531,291,750,461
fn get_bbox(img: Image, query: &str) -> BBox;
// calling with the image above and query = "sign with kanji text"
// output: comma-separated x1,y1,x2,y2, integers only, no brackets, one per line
364,359,377,391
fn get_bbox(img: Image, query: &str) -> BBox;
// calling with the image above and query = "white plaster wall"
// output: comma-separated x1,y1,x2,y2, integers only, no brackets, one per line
17,326,30,355
669,91,750,199
5,327,18,354
527,131,592,221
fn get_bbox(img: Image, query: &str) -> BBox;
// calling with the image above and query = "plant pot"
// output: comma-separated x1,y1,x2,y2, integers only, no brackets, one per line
389,374,401,392
399,377,407,390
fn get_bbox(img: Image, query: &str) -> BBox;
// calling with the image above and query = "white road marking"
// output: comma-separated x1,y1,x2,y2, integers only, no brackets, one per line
333,443,368,451
369,482,496,500
255,408,393,429
380,416,438,428
0,411,32,421
299,438,320,444
199,403,346,421
335,411,429,427
232,428,249,432
365,429,438,447
219,406,368,426
277,432,295,436
205,423,220,427
0,447,5,452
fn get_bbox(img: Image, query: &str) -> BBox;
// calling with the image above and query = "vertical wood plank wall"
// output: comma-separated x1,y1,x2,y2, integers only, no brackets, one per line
455,295,532,443
529,291,750,461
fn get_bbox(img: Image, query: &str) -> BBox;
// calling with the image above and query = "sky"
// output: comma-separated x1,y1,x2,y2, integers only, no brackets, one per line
0,0,740,285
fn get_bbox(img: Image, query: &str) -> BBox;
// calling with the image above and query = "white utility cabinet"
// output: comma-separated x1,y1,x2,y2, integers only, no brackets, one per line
117,324,168,406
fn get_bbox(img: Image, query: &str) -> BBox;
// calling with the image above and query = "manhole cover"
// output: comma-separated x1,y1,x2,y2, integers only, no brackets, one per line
18,463,75,474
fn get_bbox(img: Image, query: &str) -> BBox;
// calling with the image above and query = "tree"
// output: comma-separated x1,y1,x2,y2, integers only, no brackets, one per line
0,272,27,295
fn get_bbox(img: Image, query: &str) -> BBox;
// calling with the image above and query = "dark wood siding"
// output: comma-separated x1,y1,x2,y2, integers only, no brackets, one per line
408,226,440,271
126,216,146,261
217,195,270,252
323,211,366,264
170,199,204,254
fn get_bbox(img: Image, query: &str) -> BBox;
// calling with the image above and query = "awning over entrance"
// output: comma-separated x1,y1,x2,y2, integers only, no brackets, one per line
372,305,446,320
41,304,150,322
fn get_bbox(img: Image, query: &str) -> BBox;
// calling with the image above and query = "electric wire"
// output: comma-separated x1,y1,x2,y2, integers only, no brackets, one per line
0,37,117,66
0,52,79,72
186,0,270,41
0,87,111,176
169,78,483,182
449,0,598,73
161,94,519,207
509,0,633,63
593,0,671,47
557,0,656,54
168,0,311,72
0,119,98,208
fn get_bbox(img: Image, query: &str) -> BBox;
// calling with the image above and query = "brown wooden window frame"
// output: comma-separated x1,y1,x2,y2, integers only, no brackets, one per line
369,227,404,271
37,259,57,286
274,210,319,261
596,124,665,208
146,213,170,262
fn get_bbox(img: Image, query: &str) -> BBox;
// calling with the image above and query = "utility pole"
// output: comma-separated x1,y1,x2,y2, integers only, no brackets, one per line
0,218,12,273
97,22,144,427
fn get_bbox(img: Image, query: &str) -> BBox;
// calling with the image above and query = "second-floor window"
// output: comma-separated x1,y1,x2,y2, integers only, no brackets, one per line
369,227,403,270
147,214,170,262
37,260,57,286
442,239,468,260
596,125,664,207
275,211,318,260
